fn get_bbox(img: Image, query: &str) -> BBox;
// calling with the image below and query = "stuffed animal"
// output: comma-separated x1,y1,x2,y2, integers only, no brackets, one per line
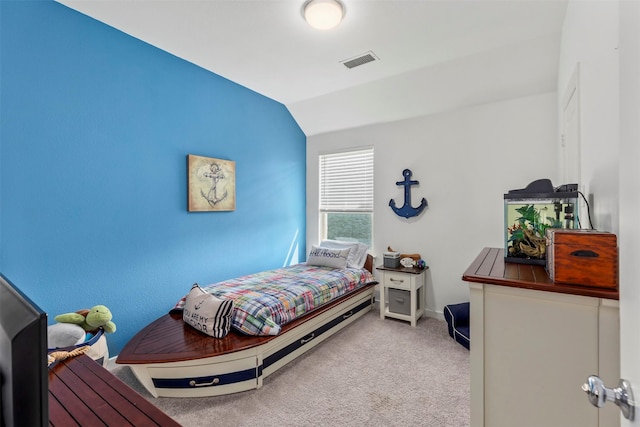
54,305,116,334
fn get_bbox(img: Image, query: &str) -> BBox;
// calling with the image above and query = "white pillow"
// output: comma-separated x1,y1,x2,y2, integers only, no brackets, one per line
320,240,369,268
183,284,234,338
353,243,369,268
307,245,351,269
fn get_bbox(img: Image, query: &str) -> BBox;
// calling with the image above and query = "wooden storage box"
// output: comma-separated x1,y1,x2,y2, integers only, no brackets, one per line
546,229,618,288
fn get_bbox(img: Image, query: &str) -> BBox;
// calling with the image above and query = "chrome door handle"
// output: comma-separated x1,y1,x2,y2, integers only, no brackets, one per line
582,375,635,420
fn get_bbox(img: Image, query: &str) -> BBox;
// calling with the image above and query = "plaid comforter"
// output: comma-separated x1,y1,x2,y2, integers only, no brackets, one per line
173,264,375,336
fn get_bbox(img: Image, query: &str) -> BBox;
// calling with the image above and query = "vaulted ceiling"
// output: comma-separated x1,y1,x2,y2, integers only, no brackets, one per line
56,0,568,136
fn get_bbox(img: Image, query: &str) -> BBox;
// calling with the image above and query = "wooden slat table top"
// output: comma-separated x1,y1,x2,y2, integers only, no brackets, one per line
49,354,180,427
462,247,619,300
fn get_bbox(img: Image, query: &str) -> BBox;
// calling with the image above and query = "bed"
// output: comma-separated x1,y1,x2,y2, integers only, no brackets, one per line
116,251,377,398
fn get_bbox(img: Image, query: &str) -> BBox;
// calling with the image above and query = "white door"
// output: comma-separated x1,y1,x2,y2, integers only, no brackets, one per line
618,1,640,426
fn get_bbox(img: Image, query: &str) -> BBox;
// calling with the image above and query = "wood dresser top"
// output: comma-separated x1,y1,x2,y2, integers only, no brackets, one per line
49,354,180,426
462,247,619,300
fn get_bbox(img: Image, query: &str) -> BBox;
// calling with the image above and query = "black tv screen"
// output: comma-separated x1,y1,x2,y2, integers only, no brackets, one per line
0,273,49,427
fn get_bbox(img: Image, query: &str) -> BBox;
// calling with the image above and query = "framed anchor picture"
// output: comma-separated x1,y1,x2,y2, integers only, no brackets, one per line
187,154,236,212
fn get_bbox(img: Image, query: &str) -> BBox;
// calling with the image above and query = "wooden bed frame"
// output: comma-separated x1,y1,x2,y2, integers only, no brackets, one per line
116,255,376,398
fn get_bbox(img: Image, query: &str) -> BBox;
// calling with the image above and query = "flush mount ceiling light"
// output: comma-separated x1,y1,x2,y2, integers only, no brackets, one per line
303,0,344,30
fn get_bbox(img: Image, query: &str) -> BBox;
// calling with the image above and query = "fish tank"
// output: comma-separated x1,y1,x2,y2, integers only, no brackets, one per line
504,179,579,265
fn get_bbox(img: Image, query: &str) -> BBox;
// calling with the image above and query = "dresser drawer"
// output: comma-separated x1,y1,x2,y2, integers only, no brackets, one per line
149,355,258,395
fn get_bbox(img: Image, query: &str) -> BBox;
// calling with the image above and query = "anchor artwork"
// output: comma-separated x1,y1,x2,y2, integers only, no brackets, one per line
389,169,428,218
188,154,236,212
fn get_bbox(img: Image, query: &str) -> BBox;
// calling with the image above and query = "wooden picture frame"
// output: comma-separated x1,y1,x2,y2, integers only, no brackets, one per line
187,154,236,212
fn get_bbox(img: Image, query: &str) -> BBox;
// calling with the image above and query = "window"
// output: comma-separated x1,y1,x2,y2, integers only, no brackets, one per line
319,147,373,247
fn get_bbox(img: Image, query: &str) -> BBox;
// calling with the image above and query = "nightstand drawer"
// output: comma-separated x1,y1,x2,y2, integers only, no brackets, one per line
384,272,423,290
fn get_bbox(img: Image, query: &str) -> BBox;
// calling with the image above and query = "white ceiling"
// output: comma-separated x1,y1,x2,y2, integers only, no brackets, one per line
56,0,568,136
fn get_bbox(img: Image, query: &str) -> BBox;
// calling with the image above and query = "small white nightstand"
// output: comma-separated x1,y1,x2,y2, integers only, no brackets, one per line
376,265,427,326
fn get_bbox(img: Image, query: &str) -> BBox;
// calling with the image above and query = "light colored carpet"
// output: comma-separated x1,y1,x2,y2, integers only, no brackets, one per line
110,308,470,427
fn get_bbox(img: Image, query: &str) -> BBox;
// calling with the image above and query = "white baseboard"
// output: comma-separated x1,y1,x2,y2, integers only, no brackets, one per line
424,308,445,321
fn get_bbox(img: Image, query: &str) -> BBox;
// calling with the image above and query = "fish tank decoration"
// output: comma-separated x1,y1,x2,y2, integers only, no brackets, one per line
504,179,579,265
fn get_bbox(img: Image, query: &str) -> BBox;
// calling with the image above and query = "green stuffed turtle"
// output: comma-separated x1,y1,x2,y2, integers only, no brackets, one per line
54,305,116,334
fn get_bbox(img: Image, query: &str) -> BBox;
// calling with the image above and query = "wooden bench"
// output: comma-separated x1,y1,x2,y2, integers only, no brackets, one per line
49,354,180,426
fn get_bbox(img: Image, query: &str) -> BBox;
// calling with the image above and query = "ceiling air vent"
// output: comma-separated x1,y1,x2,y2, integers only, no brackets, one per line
340,51,379,69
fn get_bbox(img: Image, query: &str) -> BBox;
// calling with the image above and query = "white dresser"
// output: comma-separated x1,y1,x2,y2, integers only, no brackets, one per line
463,248,620,427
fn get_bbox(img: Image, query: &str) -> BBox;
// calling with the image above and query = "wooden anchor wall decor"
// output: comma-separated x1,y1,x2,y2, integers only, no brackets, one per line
389,169,428,218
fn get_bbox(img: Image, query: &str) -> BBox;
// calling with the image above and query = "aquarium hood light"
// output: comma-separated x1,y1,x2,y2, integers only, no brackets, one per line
504,178,578,200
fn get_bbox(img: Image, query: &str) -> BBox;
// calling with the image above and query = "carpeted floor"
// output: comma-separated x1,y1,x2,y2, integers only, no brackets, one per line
110,307,470,427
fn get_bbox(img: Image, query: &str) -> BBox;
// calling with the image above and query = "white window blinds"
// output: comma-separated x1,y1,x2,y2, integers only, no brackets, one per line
319,148,374,212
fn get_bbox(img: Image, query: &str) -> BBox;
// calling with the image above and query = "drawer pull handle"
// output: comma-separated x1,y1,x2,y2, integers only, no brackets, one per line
189,377,220,387
342,310,354,319
390,278,405,283
301,333,315,344
571,249,599,258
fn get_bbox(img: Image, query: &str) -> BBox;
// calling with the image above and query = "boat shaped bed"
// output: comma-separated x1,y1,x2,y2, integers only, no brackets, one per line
116,255,376,398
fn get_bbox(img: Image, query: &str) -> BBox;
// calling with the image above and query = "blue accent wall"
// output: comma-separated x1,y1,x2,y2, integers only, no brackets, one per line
0,1,306,355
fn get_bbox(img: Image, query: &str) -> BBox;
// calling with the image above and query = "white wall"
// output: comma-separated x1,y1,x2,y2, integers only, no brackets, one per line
307,92,558,318
558,0,619,233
